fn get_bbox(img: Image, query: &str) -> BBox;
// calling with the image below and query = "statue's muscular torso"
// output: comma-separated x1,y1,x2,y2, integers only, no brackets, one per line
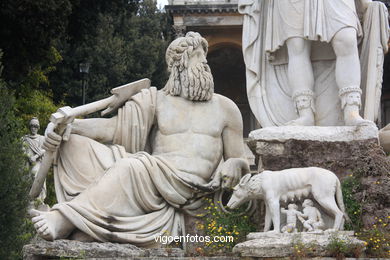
152,91,235,182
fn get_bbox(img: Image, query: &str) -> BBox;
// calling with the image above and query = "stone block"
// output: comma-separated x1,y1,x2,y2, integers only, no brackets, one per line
249,125,379,143
247,125,389,177
233,231,365,258
23,238,185,260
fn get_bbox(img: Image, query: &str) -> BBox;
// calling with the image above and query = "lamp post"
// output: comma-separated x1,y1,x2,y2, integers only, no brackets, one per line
79,62,90,105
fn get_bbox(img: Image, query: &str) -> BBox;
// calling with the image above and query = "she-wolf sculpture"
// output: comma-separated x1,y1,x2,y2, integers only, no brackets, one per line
227,167,349,233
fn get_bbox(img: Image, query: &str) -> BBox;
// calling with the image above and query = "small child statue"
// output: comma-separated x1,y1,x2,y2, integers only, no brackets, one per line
298,199,325,232
281,203,302,233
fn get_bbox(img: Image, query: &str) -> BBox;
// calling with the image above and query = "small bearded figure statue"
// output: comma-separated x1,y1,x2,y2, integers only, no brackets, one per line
30,32,249,245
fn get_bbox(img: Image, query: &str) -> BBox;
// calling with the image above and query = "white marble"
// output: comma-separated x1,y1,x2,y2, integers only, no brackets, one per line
227,167,347,232
299,199,325,232
30,32,249,246
239,0,389,127
22,117,46,204
280,203,300,233
249,124,378,143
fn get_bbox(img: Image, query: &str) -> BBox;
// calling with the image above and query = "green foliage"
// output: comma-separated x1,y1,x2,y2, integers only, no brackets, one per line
341,171,390,258
50,0,172,106
341,174,363,231
14,88,60,134
44,170,58,207
325,235,363,259
357,216,390,258
0,0,172,255
291,234,363,259
201,197,256,254
291,236,317,259
0,0,72,83
0,74,32,259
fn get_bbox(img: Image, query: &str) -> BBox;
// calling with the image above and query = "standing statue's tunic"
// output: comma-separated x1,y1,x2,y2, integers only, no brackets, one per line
238,0,388,126
23,134,46,201
51,88,210,246
267,0,361,53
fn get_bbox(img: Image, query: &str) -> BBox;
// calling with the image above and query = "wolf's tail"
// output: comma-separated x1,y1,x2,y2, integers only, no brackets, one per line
336,178,350,223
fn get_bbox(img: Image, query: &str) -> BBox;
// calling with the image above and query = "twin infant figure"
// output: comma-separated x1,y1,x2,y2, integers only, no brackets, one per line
281,199,324,233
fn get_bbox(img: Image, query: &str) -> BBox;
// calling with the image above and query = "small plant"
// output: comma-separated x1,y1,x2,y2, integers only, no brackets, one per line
341,174,363,230
291,235,317,259
326,234,363,259
201,197,256,254
357,216,390,258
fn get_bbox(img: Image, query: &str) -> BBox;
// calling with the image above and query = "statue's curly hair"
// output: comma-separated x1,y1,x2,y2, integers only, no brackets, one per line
163,32,209,96
165,32,208,73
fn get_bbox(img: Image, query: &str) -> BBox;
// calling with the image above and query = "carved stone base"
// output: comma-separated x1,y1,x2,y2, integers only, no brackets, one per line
23,238,185,260
247,125,389,177
233,231,365,258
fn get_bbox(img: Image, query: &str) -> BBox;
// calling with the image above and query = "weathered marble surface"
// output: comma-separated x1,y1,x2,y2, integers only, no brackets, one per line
233,231,364,258
249,125,378,143
30,31,249,246
227,167,347,232
247,125,388,177
239,0,389,127
23,238,185,260
22,117,46,204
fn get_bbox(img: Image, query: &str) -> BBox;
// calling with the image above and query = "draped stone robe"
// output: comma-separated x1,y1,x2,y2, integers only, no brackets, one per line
23,134,46,200
266,0,361,53
51,88,210,246
238,0,389,126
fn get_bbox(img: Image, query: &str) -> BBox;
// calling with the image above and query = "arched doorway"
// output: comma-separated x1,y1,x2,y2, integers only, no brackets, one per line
207,44,257,137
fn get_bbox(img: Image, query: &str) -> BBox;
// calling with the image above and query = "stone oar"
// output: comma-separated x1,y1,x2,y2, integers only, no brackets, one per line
29,78,151,199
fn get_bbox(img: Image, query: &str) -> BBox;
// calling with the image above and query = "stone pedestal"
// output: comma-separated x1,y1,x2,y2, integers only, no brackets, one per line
23,238,185,260
247,125,388,177
233,231,365,258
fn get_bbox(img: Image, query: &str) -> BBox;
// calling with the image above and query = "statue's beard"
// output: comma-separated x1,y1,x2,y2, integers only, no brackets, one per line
166,63,214,101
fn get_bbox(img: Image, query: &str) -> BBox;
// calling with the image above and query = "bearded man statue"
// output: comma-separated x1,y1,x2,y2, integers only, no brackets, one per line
30,32,249,246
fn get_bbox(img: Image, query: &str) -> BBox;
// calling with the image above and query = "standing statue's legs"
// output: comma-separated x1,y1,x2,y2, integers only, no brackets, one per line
332,27,372,126
286,37,315,126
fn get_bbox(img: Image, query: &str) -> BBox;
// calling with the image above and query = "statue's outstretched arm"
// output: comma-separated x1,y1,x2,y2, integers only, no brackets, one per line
43,116,118,152
71,116,118,143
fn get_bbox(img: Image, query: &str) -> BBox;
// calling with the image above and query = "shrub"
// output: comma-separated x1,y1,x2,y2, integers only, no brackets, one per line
0,83,32,259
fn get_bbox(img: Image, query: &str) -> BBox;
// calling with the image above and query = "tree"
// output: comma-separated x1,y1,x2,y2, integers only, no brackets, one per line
49,0,172,106
0,0,71,133
0,52,32,259
0,0,72,84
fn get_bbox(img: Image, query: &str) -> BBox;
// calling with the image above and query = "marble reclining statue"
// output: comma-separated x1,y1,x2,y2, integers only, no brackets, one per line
30,32,250,246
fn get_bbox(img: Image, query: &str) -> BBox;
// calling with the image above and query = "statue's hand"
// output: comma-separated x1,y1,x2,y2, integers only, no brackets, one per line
42,122,63,152
31,154,40,162
219,158,249,190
